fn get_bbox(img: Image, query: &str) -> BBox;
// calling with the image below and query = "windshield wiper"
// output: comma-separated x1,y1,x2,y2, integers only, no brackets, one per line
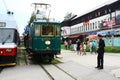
2,35,11,45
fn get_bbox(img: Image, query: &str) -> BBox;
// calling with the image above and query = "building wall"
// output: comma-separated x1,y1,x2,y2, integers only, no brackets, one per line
70,12,116,35
70,11,120,46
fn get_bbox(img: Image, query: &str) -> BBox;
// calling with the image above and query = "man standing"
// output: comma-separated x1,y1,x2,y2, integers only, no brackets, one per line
76,39,81,54
95,34,105,69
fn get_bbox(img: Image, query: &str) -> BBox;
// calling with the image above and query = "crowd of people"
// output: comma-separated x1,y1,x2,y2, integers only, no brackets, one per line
63,39,97,55
63,34,105,70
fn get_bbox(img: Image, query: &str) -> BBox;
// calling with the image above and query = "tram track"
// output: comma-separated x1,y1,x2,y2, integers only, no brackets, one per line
23,49,77,80
53,64,77,80
40,64,77,80
40,64,54,80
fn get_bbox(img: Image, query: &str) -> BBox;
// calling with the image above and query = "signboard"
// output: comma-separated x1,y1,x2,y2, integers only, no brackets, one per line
101,20,116,29
61,26,70,36
97,30,116,36
71,27,79,34
0,22,6,27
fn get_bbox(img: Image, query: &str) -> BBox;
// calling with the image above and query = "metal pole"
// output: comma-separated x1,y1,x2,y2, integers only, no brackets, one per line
110,12,114,49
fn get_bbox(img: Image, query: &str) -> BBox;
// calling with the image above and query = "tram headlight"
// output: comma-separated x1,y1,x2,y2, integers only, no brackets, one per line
45,40,51,45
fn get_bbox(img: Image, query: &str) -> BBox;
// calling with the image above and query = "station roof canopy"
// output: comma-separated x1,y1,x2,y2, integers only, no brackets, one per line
61,15,77,27
62,0,120,27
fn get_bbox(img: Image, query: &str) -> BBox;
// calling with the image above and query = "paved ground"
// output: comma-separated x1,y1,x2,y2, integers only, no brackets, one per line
58,49,120,79
0,49,120,80
0,65,51,80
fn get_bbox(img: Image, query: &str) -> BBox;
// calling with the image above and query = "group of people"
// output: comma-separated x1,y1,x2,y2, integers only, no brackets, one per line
64,34,105,70
76,35,105,69
89,40,97,54
76,39,87,55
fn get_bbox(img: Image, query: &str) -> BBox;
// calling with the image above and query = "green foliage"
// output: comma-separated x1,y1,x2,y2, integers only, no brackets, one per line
104,46,120,53
28,12,36,27
61,44,120,53
86,46,120,53
61,45,65,49
86,46,90,52
64,12,75,21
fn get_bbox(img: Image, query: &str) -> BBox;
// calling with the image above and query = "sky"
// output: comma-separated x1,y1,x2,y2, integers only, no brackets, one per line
0,0,110,36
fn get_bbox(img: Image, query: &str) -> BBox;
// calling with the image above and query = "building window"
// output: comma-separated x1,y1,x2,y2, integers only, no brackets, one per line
90,23,92,30
93,23,94,30
98,12,100,16
86,24,88,31
84,25,86,31
98,21,100,28
95,22,97,29
82,26,83,32
88,24,89,30
105,10,107,14
79,27,81,32
108,18,110,21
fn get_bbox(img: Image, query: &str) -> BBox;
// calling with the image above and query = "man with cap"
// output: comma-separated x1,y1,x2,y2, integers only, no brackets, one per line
95,34,105,69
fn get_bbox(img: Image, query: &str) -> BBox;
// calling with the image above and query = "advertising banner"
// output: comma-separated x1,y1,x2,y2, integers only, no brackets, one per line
61,26,70,36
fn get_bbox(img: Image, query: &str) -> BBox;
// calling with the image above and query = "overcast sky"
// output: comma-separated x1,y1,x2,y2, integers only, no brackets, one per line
0,0,110,36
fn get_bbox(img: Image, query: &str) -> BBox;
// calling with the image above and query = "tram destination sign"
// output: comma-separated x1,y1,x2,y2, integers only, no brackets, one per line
0,22,6,27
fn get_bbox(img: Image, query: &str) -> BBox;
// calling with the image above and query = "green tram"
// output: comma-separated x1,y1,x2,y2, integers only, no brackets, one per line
27,21,61,61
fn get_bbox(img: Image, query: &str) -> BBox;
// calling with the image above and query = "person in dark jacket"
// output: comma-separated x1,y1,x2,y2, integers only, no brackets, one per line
76,39,81,54
95,34,105,69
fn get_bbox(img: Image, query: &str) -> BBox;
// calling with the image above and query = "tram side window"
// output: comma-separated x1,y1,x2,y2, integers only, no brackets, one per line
56,26,60,36
14,31,20,45
42,25,54,36
35,25,40,36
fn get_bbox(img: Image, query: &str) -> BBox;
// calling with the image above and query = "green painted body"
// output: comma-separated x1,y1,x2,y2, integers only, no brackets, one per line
28,22,61,54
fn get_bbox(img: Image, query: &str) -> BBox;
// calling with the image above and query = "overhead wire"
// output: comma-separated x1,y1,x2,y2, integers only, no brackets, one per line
2,0,9,12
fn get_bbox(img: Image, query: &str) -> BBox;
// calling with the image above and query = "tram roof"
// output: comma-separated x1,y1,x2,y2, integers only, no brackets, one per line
0,13,18,29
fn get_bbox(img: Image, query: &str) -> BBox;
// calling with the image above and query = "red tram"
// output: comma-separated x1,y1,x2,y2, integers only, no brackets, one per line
0,12,20,66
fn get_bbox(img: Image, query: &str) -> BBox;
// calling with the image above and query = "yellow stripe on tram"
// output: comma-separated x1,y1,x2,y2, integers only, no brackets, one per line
0,63,16,66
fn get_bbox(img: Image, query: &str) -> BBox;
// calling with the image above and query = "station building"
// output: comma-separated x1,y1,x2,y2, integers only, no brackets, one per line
62,0,120,46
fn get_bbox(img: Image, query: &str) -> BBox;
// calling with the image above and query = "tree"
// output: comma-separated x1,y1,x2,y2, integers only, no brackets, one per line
64,12,76,21
28,12,36,27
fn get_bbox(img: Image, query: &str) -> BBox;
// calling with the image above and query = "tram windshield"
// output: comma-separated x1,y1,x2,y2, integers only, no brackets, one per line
34,24,60,36
42,25,54,36
0,29,14,43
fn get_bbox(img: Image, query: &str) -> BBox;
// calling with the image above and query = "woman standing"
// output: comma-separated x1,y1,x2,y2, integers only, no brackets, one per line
79,44,83,55
83,42,86,55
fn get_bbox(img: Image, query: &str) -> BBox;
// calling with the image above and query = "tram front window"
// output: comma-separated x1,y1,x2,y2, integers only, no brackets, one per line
56,26,60,36
0,29,14,44
42,25,54,36
35,25,40,36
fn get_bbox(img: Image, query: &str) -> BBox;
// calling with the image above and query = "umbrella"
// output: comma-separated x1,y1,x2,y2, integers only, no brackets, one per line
86,35,99,39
